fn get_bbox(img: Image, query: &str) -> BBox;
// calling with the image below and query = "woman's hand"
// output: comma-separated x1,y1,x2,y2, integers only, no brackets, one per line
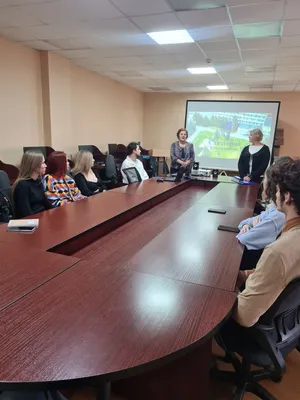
243,176,251,182
239,224,251,234
252,216,261,227
185,160,191,166
177,159,184,166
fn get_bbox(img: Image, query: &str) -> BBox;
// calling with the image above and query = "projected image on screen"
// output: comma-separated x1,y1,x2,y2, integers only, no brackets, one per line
185,101,280,171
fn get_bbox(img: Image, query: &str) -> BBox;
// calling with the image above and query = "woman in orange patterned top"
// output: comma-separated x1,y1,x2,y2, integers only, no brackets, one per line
43,151,85,207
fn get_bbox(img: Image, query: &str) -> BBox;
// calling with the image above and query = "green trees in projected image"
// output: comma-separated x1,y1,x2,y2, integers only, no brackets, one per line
192,113,239,133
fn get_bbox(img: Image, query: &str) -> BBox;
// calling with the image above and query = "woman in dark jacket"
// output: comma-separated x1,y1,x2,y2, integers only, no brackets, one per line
238,128,270,183
170,128,195,175
72,150,106,196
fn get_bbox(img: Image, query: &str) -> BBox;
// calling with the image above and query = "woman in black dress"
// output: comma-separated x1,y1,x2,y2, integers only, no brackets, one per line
238,128,270,183
72,150,107,196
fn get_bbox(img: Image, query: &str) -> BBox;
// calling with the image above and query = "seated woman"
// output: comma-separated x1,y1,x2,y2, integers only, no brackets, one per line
43,151,85,207
12,151,53,218
170,128,195,176
237,162,287,269
72,150,107,196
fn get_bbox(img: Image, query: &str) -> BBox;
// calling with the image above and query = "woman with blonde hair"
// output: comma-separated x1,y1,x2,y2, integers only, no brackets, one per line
72,150,106,196
12,151,52,218
238,128,270,183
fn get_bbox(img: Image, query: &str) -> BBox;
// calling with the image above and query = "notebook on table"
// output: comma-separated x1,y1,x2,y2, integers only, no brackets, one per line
7,219,39,233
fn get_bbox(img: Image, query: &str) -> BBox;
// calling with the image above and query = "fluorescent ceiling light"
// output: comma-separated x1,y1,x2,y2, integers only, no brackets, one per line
187,67,217,74
207,85,228,90
147,30,194,45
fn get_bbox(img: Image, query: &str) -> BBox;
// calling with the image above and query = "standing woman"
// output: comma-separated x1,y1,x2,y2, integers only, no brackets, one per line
12,152,52,218
238,128,270,183
43,151,85,207
170,128,195,175
72,150,107,197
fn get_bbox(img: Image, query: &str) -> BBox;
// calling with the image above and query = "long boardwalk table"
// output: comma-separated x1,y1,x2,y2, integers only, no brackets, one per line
0,178,259,399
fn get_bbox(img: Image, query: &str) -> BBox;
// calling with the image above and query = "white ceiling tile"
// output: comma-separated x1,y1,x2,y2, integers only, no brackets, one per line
110,64,155,71
22,40,60,51
110,0,171,16
54,49,96,59
229,1,285,24
162,69,191,77
199,40,238,52
238,37,279,50
285,0,300,20
276,64,300,71
242,49,278,61
140,70,169,79
277,56,300,65
283,20,300,36
250,88,272,92
273,84,296,91
48,38,92,51
162,43,202,55
278,46,300,57
0,26,39,41
204,50,241,61
0,5,45,27
243,58,277,67
192,26,235,42
280,36,300,47
24,0,123,25
0,0,51,6
272,78,299,84
131,13,183,32
176,7,231,29
294,85,300,91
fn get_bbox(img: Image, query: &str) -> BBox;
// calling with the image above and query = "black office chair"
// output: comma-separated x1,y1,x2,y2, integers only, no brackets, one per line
122,167,142,184
0,170,13,223
212,277,300,400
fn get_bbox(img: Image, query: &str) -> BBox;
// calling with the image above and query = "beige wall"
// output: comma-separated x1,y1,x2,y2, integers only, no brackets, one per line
0,37,143,164
143,92,300,158
0,37,44,163
70,64,143,156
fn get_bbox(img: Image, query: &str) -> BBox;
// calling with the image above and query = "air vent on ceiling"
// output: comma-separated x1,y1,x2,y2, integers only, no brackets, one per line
148,87,171,91
169,0,225,11
116,71,143,77
250,84,273,89
245,66,275,73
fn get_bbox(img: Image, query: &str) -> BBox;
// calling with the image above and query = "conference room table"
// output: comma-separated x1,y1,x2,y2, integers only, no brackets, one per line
0,176,259,400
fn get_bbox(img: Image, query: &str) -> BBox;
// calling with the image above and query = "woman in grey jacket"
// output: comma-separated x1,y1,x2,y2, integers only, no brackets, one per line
170,128,195,176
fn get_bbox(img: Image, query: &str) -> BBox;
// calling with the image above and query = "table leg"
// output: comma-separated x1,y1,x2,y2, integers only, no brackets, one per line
113,338,212,400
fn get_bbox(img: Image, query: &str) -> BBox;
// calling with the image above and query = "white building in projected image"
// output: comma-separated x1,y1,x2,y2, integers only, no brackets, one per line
212,112,267,129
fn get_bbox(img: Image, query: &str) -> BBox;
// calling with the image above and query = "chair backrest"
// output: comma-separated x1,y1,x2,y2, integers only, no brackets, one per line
105,155,117,180
0,171,13,222
108,143,118,155
251,277,300,378
0,161,19,185
0,170,11,189
122,167,142,184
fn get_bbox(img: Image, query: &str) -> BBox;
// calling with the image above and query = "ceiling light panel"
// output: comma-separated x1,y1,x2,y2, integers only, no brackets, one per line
187,67,217,74
207,85,228,90
147,29,194,45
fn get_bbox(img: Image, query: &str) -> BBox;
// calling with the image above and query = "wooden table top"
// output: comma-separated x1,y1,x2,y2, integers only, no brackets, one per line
0,178,259,388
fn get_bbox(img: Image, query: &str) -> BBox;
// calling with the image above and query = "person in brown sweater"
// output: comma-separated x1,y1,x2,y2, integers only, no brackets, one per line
218,158,300,349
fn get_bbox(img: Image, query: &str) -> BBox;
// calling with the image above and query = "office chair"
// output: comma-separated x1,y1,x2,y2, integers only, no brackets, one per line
212,277,300,400
0,170,13,222
122,167,142,184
